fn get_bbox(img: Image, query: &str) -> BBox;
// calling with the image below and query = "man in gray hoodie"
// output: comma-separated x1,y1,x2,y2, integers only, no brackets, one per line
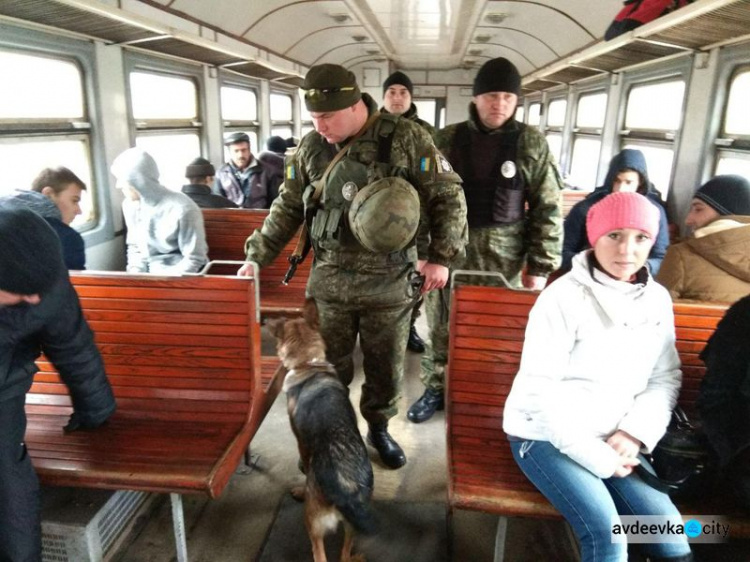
111,148,208,274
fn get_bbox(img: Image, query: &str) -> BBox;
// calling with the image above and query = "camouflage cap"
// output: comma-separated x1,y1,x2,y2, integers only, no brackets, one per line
303,64,361,112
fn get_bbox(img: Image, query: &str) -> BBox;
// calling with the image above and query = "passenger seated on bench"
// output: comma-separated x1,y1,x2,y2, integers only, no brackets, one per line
0,166,88,270
562,149,669,275
657,174,750,303
504,192,692,562
112,148,208,274
697,293,750,510
0,207,116,562
181,157,238,209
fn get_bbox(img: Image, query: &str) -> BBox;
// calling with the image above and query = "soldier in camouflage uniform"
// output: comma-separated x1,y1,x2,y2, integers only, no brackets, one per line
407,57,563,424
380,70,436,354
239,64,467,469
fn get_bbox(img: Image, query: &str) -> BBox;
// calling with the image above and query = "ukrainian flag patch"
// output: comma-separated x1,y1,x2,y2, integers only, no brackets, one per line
420,157,431,172
286,164,296,180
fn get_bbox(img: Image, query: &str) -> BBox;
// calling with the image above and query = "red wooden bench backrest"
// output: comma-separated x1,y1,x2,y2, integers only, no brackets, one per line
561,189,588,218
446,284,730,519
29,272,262,424
202,208,310,315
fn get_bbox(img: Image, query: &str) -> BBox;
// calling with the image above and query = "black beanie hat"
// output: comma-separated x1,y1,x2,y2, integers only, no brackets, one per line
383,71,414,96
694,175,750,216
472,57,522,96
265,136,288,155
185,157,215,178
0,206,65,295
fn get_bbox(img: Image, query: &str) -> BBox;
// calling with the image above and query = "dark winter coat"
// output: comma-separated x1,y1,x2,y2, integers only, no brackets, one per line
562,149,669,274
181,183,238,209
0,273,116,425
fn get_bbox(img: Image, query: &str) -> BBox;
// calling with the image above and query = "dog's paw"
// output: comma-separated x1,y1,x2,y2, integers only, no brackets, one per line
289,486,305,502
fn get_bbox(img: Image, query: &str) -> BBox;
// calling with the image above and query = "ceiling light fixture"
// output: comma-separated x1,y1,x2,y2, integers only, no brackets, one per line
330,14,351,23
485,13,508,24
352,35,367,42
475,34,491,43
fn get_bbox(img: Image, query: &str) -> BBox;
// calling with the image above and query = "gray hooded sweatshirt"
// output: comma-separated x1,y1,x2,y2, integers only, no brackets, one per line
111,148,208,274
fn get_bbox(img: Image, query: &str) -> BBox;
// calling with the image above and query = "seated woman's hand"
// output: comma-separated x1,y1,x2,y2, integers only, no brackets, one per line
612,455,641,478
606,430,642,458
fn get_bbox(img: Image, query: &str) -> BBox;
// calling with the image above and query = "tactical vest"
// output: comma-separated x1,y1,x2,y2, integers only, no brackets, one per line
304,114,415,265
449,122,525,228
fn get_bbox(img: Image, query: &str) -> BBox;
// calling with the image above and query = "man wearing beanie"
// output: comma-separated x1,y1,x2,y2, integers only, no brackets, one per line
240,63,467,469
504,191,691,562
0,206,116,561
409,56,563,424
381,70,436,137
657,174,750,302
380,70,435,354
182,156,238,209
213,131,283,208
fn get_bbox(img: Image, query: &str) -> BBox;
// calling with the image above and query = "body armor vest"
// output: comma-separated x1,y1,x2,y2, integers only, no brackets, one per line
449,122,525,228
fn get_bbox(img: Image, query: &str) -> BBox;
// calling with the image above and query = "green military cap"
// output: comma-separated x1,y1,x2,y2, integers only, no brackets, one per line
303,64,361,112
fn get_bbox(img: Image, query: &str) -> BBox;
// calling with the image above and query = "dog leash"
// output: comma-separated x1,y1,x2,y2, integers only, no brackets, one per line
283,112,382,285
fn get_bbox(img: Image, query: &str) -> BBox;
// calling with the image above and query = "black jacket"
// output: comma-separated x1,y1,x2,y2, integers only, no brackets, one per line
697,295,750,467
181,183,238,209
0,273,116,426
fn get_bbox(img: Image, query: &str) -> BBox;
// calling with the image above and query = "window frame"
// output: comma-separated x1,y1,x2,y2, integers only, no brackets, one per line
566,83,610,191
219,74,261,153
269,88,295,144
0,25,109,242
713,46,750,177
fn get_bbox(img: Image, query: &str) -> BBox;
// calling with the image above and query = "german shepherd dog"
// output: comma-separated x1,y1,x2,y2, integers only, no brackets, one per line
266,299,375,562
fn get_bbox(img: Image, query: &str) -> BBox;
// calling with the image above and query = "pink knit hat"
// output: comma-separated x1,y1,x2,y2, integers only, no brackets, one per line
586,191,660,247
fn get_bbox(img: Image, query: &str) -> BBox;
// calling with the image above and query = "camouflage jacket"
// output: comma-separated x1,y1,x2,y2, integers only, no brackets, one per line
433,104,563,278
381,104,436,138
245,94,467,297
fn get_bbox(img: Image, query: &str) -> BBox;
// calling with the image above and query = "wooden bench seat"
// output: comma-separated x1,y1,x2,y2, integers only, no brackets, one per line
561,189,588,218
26,271,285,561
202,208,311,316
445,281,749,558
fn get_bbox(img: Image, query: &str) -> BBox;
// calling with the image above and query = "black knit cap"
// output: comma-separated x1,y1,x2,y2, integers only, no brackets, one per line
265,136,287,155
472,57,521,96
694,174,750,216
303,64,361,112
383,71,414,95
185,157,215,178
0,206,65,295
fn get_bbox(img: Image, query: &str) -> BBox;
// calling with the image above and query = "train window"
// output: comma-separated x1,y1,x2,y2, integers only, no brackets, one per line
545,98,567,164
221,84,259,155
270,92,293,139
625,80,684,132
131,72,197,120
528,103,541,126
621,78,685,196
300,90,314,136
414,99,437,127
716,67,750,178
129,70,201,190
568,91,607,190
515,105,525,123
0,50,95,227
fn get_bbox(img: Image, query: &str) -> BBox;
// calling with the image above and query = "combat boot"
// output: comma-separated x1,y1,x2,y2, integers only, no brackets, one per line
406,324,426,353
367,423,406,469
407,388,444,423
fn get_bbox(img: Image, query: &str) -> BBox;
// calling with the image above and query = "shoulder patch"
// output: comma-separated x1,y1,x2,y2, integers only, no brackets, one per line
286,164,296,180
420,157,431,172
438,154,453,173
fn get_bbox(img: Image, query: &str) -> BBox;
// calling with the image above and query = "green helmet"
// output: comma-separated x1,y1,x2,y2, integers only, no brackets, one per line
348,177,420,253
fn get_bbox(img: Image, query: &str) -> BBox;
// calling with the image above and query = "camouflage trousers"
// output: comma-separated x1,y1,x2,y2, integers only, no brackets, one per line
420,227,525,391
316,299,413,426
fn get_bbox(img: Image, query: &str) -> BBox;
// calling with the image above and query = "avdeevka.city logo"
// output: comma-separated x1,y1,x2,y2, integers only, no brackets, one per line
612,516,730,544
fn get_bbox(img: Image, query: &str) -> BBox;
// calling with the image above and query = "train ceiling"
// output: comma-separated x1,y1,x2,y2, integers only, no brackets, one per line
0,0,749,90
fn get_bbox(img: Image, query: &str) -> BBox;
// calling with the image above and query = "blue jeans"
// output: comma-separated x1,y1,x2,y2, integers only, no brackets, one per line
510,439,692,562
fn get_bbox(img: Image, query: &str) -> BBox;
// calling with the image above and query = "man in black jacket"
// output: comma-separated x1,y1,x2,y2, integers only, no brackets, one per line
0,206,116,562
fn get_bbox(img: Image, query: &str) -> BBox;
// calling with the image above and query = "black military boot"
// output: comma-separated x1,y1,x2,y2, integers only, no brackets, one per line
367,424,406,469
407,324,426,353
406,388,444,423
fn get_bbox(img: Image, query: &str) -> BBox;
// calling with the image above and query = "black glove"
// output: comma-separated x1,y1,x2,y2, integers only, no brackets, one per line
63,412,108,433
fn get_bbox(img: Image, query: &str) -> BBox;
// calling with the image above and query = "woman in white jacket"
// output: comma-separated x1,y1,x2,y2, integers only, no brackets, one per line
504,192,692,562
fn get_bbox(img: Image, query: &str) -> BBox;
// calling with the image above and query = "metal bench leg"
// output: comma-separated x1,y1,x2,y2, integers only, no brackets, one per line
493,516,509,562
170,493,188,562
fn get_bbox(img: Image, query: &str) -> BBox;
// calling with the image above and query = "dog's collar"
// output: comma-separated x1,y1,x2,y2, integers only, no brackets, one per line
283,359,337,392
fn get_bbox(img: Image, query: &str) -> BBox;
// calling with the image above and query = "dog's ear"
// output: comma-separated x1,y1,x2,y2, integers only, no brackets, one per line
265,317,286,339
303,298,320,330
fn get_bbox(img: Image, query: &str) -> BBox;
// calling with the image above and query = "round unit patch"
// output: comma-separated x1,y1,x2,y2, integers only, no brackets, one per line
501,160,517,179
341,181,359,201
